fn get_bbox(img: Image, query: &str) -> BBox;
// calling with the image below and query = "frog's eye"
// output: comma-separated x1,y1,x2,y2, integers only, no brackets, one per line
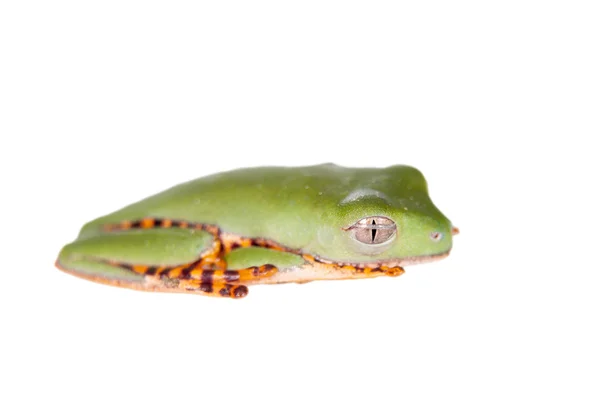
347,216,396,245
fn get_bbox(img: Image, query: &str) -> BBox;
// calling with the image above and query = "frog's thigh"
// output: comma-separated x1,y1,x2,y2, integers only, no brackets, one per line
56,229,214,288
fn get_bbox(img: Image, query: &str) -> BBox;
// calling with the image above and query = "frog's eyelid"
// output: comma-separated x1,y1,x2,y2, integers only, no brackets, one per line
342,216,396,231
340,189,391,205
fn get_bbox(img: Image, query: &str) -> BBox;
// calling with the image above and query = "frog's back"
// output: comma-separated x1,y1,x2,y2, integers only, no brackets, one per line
79,164,428,248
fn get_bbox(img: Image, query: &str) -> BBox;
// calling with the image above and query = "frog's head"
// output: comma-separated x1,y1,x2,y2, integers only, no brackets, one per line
315,165,457,266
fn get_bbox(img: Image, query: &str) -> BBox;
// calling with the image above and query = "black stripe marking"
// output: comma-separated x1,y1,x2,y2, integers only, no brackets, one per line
224,270,240,282
200,282,213,293
179,263,199,279
152,218,163,226
201,270,214,283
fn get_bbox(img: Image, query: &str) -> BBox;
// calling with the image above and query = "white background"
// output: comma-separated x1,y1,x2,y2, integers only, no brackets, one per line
1,1,599,399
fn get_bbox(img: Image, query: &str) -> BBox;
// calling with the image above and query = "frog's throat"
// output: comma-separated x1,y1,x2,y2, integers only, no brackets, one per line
303,250,451,269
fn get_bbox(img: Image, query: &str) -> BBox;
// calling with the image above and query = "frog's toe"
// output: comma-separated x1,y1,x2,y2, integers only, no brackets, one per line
184,282,249,298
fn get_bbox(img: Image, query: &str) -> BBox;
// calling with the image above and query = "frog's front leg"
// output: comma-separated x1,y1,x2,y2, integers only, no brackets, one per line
300,254,405,280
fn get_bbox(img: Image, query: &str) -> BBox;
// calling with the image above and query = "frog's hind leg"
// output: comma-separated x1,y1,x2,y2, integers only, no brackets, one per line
101,218,230,268
102,218,228,268
56,227,225,295
64,219,286,297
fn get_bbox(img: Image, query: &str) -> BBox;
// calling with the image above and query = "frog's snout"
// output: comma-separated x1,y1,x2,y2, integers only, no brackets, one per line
451,226,460,236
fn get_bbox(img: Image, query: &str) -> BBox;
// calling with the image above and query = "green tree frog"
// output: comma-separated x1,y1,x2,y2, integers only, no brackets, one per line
56,164,458,298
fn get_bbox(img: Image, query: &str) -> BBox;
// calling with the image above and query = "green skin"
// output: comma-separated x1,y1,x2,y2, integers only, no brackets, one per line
58,164,454,283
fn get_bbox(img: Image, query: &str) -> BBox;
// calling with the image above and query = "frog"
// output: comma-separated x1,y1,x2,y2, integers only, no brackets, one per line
55,164,458,298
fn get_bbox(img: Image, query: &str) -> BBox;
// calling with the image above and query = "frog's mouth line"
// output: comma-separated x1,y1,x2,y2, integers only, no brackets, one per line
306,250,452,269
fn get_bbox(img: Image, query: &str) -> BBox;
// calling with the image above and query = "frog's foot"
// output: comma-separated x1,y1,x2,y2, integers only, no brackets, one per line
160,264,278,298
148,262,278,283
107,260,278,298
178,280,249,298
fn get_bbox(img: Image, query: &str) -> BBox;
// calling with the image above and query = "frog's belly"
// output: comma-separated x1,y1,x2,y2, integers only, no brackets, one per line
256,263,373,284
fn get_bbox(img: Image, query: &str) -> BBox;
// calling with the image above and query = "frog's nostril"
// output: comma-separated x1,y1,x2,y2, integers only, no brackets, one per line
451,226,460,236
430,232,443,242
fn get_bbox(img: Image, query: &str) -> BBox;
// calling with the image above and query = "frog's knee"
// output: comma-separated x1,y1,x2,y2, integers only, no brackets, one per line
55,241,144,283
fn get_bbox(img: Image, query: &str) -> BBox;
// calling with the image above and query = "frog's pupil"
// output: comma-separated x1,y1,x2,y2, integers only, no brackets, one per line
371,219,377,242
